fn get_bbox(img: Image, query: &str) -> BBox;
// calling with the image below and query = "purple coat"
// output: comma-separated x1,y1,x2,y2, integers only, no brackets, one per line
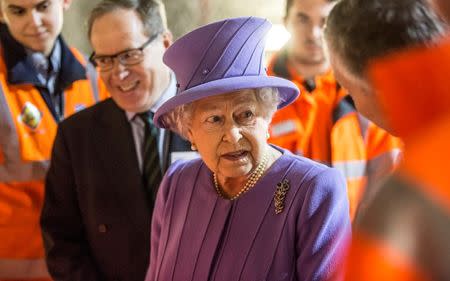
146,148,351,281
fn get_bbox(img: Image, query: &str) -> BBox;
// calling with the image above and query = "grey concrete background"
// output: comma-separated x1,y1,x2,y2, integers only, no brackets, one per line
62,0,286,54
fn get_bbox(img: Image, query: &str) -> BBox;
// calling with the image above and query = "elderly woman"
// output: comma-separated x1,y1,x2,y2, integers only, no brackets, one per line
146,17,351,281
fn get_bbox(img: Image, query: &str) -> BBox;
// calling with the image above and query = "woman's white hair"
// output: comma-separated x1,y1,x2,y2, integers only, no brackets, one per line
161,87,280,140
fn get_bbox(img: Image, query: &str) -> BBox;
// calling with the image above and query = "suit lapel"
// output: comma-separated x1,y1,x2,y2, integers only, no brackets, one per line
93,99,150,229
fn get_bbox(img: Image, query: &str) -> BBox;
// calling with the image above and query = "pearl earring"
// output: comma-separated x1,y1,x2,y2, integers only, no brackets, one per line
191,143,197,151
266,132,270,139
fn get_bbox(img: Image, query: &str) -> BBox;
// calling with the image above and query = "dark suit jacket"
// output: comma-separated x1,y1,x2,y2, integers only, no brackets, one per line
40,98,191,281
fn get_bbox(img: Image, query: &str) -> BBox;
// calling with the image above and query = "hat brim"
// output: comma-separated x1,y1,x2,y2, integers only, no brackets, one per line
154,75,300,128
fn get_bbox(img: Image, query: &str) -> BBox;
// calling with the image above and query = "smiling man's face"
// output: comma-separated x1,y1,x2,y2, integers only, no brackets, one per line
90,8,171,113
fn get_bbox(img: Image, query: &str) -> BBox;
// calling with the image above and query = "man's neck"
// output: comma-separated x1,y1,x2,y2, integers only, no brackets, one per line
150,70,176,112
287,55,330,80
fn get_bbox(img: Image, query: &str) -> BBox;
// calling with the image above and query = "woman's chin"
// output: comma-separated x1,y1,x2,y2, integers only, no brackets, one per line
217,165,252,179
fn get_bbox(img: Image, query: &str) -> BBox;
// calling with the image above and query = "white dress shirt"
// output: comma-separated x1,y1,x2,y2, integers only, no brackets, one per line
126,72,177,172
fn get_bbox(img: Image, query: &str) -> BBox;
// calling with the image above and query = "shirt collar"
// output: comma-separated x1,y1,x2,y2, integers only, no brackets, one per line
126,72,177,121
26,39,61,83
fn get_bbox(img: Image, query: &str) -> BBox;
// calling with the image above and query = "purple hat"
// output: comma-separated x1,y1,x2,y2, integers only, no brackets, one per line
154,16,300,128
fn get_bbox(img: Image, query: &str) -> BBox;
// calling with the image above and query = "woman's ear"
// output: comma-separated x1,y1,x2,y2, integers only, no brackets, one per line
186,128,194,144
186,129,197,151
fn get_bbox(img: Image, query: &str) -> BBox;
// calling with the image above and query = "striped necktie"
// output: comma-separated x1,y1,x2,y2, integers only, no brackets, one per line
138,111,162,206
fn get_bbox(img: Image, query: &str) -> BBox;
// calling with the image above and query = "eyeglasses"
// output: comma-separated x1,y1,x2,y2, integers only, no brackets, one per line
89,33,159,72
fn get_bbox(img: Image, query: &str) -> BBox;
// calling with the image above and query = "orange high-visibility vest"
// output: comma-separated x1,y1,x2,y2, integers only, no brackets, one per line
346,38,450,281
267,49,402,220
0,46,108,280
345,234,432,281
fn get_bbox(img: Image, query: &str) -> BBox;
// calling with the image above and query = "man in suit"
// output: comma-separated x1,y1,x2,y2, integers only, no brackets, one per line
40,0,192,280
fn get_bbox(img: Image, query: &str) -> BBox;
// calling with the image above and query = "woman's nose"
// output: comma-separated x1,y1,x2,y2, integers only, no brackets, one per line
222,123,243,144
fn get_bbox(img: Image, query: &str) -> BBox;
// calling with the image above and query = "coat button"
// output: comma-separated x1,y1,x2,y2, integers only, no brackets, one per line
98,224,108,233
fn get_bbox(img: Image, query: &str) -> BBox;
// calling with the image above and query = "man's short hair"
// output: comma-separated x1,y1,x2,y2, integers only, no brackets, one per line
88,0,168,39
285,0,336,18
324,0,446,76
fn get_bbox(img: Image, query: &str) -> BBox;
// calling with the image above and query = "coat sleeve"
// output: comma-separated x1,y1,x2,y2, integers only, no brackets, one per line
40,125,102,281
296,167,352,281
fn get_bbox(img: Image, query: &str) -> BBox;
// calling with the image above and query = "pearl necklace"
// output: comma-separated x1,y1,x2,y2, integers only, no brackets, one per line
213,152,269,200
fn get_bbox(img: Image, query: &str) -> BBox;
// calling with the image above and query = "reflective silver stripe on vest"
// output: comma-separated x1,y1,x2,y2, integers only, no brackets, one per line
333,160,367,179
333,114,369,179
85,57,99,102
333,149,401,181
0,83,49,182
0,258,50,279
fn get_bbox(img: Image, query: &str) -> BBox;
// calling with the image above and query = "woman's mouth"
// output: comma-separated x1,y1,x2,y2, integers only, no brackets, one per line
221,150,249,161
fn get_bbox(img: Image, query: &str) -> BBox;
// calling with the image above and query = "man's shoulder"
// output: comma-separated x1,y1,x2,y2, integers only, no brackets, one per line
261,149,347,217
60,98,115,130
281,149,331,175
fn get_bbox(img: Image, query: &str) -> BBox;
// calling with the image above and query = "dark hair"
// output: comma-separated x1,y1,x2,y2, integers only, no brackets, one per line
324,0,446,76
87,0,168,39
285,0,336,17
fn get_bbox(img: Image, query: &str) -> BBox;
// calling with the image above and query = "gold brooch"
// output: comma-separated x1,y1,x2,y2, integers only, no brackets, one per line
274,179,290,214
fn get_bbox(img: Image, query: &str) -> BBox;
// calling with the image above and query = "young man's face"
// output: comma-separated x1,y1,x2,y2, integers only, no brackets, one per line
284,0,335,66
0,0,71,56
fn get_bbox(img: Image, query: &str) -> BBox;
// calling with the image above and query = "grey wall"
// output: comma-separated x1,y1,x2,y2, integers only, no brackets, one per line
62,0,285,54
62,0,100,53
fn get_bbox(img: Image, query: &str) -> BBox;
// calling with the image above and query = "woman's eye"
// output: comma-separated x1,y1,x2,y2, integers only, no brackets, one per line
238,110,254,120
206,115,222,123
243,110,254,118
236,110,256,125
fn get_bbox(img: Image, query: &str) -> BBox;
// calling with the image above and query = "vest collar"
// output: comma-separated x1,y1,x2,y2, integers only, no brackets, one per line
0,23,87,89
271,46,337,92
